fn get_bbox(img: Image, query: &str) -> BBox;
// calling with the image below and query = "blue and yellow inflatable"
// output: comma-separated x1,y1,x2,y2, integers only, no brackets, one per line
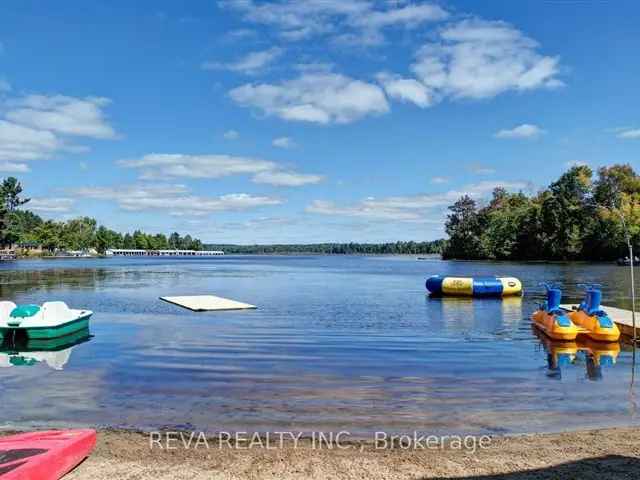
426,275,522,297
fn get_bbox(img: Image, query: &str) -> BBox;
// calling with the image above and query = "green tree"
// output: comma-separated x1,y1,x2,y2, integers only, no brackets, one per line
442,195,483,259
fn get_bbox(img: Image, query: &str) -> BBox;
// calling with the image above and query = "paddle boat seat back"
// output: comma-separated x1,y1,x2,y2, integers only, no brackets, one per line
42,301,77,324
0,301,17,325
545,288,563,313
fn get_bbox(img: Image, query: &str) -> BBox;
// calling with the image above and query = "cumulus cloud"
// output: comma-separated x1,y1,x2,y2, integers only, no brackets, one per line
118,153,324,187
494,123,545,139
307,180,529,222
28,197,75,213
410,19,562,102
202,47,283,74
272,136,295,148
223,129,240,140
6,95,117,139
252,170,323,187
71,184,282,216
0,120,65,161
617,128,640,139
376,72,433,108
229,72,389,124
0,93,117,170
219,0,447,44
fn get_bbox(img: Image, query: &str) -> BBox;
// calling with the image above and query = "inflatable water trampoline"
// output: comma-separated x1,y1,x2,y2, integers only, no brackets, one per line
426,275,522,297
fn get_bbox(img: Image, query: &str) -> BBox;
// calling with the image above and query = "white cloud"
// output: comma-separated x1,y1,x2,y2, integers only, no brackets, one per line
376,72,433,108
409,19,562,103
307,180,529,222
119,153,275,179
0,92,117,168
469,164,496,175
229,72,389,124
223,129,240,140
0,120,64,162
252,170,323,187
202,47,283,74
118,153,323,187
617,128,640,139
6,95,117,139
565,160,588,168
494,123,545,139
354,3,448,30
431,176,449,184
0,79,10,93
72,184,282,216
220,1,447,45
272,136,295,148
0,161,30,173
28,197,75,213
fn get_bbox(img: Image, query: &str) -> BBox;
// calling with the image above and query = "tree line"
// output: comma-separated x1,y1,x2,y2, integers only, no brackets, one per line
443,164,640,261
0,177,205,254
203,241,445,255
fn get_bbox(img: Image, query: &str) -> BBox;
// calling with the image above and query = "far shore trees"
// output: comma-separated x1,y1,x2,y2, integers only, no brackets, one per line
443,164,640,261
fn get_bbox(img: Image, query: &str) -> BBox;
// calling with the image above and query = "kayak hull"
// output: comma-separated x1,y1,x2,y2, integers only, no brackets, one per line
0,429,96,480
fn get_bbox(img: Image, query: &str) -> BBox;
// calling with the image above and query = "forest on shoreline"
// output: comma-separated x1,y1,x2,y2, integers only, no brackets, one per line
0,177,442,256
443,164,640,261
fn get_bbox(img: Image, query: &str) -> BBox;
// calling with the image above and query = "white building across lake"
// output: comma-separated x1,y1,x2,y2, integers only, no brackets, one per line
105,249,224,257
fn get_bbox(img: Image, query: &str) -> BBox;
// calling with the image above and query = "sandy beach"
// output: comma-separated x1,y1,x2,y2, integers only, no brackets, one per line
60,427,640,479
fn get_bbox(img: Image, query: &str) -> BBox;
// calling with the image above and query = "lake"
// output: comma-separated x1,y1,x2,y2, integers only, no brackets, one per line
0,255,639,436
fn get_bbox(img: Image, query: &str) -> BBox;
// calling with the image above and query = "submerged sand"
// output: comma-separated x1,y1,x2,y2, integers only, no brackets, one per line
63,427,640,479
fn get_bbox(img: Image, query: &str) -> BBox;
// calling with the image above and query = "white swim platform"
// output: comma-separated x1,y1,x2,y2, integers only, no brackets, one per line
160,295,256,312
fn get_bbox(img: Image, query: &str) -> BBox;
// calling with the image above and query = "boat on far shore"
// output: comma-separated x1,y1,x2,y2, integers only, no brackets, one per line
0,249,17,261
616,256,639,266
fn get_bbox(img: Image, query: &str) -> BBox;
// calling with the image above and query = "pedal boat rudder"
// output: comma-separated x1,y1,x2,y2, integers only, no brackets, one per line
531,285,578,341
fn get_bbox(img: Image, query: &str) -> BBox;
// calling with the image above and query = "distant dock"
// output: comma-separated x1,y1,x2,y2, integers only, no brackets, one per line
105,249,224,257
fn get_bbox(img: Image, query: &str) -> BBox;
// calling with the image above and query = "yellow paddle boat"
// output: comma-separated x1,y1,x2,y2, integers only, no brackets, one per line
565,285,620,342
531,284,579,341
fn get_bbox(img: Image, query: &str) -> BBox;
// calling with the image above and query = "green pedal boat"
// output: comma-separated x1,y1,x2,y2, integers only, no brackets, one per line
0,301,92,340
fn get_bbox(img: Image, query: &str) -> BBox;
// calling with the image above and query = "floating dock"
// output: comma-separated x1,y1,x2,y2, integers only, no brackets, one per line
160,295,256,312
561,304,640,338
106,249,224,257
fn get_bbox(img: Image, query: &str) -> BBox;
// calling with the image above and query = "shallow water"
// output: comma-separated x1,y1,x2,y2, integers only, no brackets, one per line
1,256,639,436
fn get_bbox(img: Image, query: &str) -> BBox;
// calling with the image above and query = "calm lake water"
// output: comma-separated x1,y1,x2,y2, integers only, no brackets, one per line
1,255,639,436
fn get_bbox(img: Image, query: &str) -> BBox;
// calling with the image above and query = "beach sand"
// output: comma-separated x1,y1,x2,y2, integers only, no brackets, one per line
61,427,640,479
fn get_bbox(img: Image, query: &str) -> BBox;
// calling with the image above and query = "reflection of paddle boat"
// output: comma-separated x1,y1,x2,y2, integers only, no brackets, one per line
533,327,620,381
0,301,92,340
0,328,91,370
531,284,578,340
564,284,620,342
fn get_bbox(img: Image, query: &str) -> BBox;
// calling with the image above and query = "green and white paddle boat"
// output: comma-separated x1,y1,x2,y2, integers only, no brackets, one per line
0,301,92,340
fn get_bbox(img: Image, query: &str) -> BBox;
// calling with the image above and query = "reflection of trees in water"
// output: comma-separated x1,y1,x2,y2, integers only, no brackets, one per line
0,268,110,297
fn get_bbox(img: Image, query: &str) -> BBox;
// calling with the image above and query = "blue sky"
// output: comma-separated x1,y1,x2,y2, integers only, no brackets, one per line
0,1,638,243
